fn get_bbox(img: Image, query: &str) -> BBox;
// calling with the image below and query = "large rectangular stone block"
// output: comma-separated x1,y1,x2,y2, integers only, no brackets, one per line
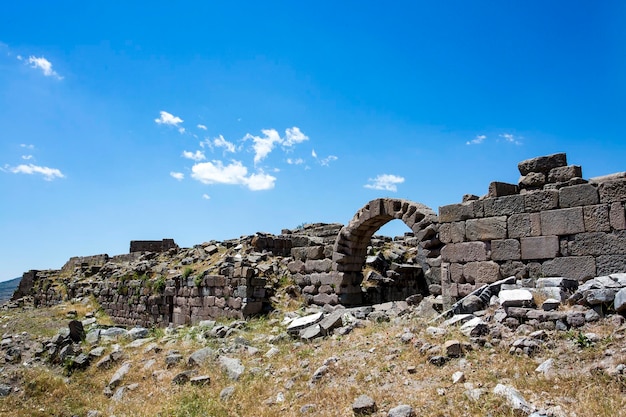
508,213,541,238
548,165,582,183
541,207,585,236
524,190,559,212
596,255,626,276
441,242,489,263
559,184,599,208
518,153,567,175
599,179,626,203
464,261,501,284
438,222,466,244
449,263,465,283
491,239,521,261
609,202,626,230
483,195,525,217
541,256,596,281
583,204,610,232
465,216,507,241
568,231,626,256
439,203,474,222
520,236,559,260
488,182,518,198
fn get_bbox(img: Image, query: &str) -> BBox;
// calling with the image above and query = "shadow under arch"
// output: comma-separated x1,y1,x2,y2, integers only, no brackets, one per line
331,198,439,305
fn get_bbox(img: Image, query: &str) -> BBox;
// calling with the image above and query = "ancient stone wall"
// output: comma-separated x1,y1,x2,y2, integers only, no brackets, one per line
61,254,110,275
438,153,626,305
129,239,178,253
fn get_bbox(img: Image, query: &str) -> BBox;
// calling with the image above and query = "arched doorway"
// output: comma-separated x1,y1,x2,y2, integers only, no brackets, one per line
331,198,440,305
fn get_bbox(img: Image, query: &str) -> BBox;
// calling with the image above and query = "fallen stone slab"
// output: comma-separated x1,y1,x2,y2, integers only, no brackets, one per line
460,317,489,337
318,311,344,335
498,289,534,308
108,362,131,389
300,324,322,341
286,312,323,334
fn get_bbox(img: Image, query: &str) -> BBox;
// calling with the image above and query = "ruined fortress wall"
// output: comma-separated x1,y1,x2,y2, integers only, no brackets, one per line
438,153,626,301
129,239,178,253
61,254,110,274
94,263,267,327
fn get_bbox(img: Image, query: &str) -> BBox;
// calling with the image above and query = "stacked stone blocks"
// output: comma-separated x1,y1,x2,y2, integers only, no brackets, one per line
439,153,626,298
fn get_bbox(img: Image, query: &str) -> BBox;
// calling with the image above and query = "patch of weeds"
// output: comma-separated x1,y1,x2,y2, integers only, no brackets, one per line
193,275,203,287
118,285,129,296
569,331,593,348
159,390,229,417
153,276,166,294
182,267,194,279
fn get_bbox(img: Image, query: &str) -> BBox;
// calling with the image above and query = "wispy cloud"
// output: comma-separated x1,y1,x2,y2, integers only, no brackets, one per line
286,158,304,165
182,150,206,161
191,160,275,191
320,155,338,166
202,194,211,200
283,127,309,147
466,134,486,145
26,56,63,80
21,155,33,160
244,129,283,165
311,148,337,166
170,171,184,181
197,124,207,130
364,174,405,192
499,133,522,145
155,111,184,129
213,135,236,153
3,163,65,181
20,144,35,150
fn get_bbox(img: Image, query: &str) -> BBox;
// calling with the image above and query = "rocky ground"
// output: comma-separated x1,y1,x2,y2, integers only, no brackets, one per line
1,228,626,417
1,283,625,416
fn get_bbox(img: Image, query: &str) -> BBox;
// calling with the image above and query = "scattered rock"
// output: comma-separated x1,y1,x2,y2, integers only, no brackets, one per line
352,394,377,415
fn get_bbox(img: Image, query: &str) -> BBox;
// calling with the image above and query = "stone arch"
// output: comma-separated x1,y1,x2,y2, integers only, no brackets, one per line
331,198,439,304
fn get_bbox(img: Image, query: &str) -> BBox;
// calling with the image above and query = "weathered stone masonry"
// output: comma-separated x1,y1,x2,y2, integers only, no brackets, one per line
438,153,626,304
12,153,626,326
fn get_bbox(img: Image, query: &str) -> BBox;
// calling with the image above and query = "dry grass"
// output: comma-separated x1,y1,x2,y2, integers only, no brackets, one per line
1,301,625,417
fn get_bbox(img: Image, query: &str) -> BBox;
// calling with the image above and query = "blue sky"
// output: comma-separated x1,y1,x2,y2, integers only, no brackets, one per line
1,1,625,281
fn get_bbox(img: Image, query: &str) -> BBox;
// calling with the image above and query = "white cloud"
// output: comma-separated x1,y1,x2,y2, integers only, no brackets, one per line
20,144,34,149
155,111,183,127
21,155,33,160
197,124,207,130
4,163,64,181
170,171,184,181
213,135,236,153
283,127,309,147
244,129,283,165
320,155,338,166
190,160,275,191
311,149,317,158
287,158,304,165
364,174,405,192
466,135,486,145
245,171,277,191
202,194,211,200
182,150,206,161
27,56,63,79
500,133,522,145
